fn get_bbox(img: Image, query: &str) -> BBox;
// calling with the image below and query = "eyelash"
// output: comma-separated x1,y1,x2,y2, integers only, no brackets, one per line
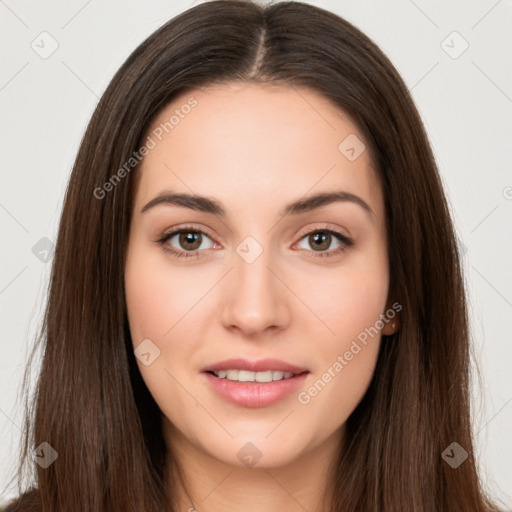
154,224,354,260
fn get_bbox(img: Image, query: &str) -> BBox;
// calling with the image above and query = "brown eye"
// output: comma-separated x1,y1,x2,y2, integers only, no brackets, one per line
156,226,216,259
178,231,203,251
308,231,333,251
295,228,354,259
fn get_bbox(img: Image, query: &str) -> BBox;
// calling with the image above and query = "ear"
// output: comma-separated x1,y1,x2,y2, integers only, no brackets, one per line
381,301,401,335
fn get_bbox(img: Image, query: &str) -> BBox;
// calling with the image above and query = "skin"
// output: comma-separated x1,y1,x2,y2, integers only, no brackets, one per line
124,82,398,512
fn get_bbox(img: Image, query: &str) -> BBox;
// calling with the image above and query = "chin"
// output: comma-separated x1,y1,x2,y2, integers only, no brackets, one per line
201,432,312,469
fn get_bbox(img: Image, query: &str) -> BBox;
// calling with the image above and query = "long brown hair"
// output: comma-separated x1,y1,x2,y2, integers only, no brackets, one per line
4,1,505,510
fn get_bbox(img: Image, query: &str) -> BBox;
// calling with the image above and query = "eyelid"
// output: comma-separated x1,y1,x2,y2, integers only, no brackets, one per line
295,223,352,243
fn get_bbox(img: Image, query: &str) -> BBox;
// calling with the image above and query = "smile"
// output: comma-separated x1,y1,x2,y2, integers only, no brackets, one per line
202,370,309,408
208,369,301,382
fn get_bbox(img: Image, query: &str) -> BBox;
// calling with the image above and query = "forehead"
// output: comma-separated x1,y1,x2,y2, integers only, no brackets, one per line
135,82,383,219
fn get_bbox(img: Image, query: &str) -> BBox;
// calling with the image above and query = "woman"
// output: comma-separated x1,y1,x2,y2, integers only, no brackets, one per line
3,1,505,510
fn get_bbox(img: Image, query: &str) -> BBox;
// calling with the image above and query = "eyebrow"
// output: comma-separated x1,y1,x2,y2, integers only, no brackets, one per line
140,190,374,218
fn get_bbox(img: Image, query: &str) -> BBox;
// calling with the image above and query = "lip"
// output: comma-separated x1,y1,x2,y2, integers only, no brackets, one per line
202,371,309,408
200,357,308,374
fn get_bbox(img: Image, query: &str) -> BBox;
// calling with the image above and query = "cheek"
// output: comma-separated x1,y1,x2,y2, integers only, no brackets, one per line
124,243,197,343
306,254,389,347
296,252,388,414
125,262,167,344
124,245,196,414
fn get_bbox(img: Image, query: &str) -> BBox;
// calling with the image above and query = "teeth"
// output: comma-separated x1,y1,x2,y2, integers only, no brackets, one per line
212,369,297,382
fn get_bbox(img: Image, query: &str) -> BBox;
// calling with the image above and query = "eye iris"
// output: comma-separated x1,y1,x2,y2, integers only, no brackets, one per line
179,231,202,250
310,232,331,251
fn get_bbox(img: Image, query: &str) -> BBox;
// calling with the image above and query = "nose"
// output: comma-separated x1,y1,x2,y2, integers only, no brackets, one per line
220,241,290,337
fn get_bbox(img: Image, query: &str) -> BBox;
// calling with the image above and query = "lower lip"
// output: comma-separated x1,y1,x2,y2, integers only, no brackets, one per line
202,371,309,408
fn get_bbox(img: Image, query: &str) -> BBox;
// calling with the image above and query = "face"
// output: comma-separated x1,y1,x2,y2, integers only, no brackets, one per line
125,82,394,469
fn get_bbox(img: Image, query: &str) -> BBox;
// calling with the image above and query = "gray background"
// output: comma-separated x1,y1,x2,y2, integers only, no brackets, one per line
1,0,511,506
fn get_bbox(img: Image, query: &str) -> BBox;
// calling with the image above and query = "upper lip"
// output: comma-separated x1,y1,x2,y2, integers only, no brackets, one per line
201,358,309,374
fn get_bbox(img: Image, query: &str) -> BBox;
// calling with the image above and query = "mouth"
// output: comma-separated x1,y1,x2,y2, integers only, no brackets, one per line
200,358,310,408
200,357,308,375
205,369,307,382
